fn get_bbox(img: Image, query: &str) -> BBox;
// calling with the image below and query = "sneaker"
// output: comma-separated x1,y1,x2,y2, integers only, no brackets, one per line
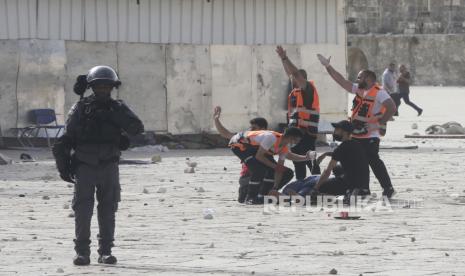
73,254,90,266
382,187,396,199
98,254,117,265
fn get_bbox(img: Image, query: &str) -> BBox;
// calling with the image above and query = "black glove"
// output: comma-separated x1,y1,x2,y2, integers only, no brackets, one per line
119,132,130,150
53,136,75,184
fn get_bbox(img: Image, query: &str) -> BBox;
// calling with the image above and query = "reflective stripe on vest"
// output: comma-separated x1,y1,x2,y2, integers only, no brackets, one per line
287,80,320,133
350,84,386,138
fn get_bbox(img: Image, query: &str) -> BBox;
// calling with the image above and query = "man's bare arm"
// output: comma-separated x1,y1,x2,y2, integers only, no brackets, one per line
276,46,307,89
378,98,397,125
314,159,338,190
213,106,234,139
317,54,353,92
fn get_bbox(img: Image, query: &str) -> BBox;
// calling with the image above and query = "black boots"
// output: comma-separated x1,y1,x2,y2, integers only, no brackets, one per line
73,254,90,266
98,254,117,264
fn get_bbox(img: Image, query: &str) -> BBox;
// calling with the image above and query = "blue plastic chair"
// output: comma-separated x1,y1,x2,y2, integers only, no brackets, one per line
29,109,65,147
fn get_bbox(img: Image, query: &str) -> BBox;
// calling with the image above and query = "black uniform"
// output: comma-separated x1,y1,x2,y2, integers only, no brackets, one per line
53,67,144,263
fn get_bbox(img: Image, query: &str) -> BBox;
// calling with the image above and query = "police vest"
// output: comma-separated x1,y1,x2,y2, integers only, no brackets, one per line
74,97,122,145
287,81,320,135
350,84,387,138
229,130,288,155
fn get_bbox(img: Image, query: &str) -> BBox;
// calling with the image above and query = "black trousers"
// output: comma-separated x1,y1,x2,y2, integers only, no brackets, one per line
352,137,392,191
291,131,316,180
72,161,120,255
232,147,293,197
399,91,422,113
390,93,401,116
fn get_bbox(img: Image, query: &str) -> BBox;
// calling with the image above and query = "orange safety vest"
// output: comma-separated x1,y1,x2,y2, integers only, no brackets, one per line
350,84,387,138
229,130,288,155
287,81,320,135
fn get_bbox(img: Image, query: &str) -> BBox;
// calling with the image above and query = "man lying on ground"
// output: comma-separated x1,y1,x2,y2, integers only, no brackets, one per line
229,127,313,204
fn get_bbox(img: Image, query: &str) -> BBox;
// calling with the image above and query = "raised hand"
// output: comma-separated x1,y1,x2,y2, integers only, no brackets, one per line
213,106,222,119
317,54,331,67
276,46,287,60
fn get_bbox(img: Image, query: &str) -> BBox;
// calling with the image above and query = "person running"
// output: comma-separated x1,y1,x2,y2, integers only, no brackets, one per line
229,127,313,204
213,106,293,203
317,54,397,198
397,64,423,116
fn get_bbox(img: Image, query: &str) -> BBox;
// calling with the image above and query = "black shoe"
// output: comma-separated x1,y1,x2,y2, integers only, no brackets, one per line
382,187,396,199
417,109,423,116
98,254,117,264
73,254,90,266
238,185,247,203
245,196,264,205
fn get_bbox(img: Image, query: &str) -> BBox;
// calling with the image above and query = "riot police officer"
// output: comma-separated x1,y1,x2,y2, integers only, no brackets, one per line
53,65,144,265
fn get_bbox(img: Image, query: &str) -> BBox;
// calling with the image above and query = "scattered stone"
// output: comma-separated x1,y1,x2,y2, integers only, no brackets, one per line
68,212,75,218
28,217,36,220
56,268,64,273
257,223,262,226
12,237,17,241
182,218,188,222
331,250,344,256
199,256,204,259
32,236,37,240
159,198,165,202
169,179,174,182
406,188,413,192
223,167,227,171
142,188,149,194
208,243,215,248
57,242,62,245
128,214,133,217
151,155,162,163
204,213,214,220
411,237,416,242
197,187,205,193
144,203,148,206
356,240,367,244
67,184,73,188
415,175,421,179
392,251,397,255
329,268,338,275
157,187,167,193
63,204,69,209
18,194,25,197
247,226,255,230
411,123,418,130
339,226,347,231
445,252,449,256
42,195,50,200
184,167,195,173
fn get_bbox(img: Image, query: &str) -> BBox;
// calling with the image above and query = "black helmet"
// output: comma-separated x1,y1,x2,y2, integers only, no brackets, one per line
86,65,121,87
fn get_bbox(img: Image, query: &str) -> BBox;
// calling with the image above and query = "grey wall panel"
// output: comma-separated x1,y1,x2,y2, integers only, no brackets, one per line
63,41,118,114
1,0,344,45
166,45,212,134
0,40,19,133
117,43,167,132
16,40,67,126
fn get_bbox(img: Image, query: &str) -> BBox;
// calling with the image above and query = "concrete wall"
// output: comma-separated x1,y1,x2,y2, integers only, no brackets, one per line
348,34,465,86
0,39,348,136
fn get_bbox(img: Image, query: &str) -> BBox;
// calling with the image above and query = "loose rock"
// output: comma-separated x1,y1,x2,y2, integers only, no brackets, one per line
56,268,64,273
329,268,338,274
157,187,167,193
203,213,214,220
143,188,149,194
42,195,50,200
197,187,205,193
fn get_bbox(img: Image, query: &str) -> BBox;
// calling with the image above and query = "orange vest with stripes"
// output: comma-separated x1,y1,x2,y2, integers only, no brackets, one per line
350,84,387,138
229,130,288,155
287,81,320,135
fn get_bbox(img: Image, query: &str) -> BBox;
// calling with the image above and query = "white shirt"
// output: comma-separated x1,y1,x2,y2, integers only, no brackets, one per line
382,69,398,95
351,84,391,138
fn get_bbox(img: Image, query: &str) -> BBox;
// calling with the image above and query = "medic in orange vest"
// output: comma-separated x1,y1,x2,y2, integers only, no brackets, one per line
277,45,321,180
229,128,315,204
317,53,397,199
